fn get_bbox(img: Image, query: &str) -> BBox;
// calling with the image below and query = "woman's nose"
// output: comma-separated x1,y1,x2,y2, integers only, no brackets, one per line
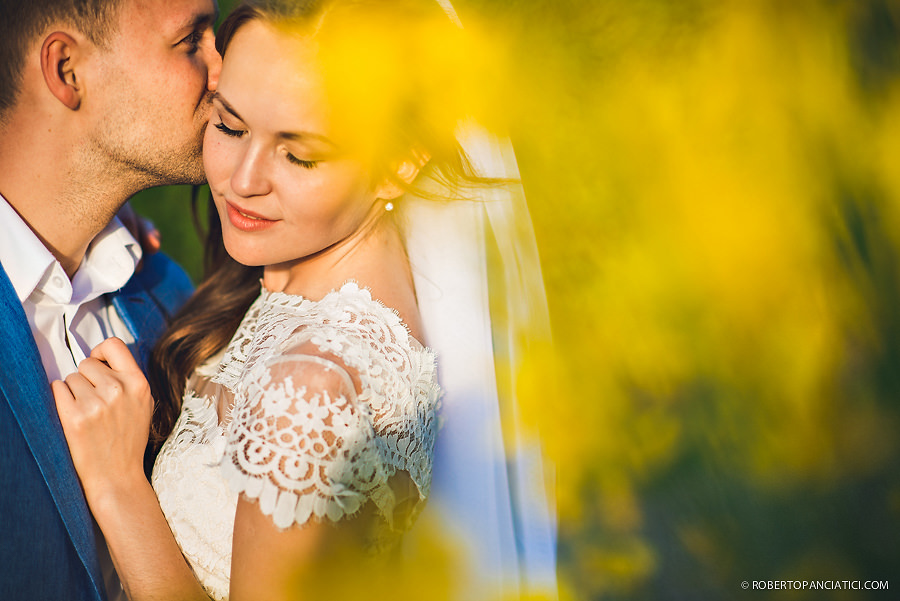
230,144,272,198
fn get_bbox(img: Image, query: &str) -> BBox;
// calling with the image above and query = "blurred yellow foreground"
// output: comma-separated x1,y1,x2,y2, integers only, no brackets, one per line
132,1,900,599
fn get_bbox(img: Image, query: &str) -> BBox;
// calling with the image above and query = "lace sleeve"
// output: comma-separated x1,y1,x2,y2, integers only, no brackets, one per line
220,353,392,530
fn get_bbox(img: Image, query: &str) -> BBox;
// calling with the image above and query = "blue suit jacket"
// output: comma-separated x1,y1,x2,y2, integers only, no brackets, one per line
0,252,193,601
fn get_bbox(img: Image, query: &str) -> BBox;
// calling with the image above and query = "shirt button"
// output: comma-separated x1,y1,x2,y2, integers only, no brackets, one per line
52,276,64,287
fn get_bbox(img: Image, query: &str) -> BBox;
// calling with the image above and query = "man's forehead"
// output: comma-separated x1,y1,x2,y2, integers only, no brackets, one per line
120,0,218,30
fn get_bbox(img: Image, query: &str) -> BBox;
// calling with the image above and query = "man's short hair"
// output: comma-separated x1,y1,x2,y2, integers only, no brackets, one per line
0,0,122,116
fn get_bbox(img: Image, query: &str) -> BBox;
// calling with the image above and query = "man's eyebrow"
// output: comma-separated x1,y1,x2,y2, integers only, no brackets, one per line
178,7,219,32
211,92,338,148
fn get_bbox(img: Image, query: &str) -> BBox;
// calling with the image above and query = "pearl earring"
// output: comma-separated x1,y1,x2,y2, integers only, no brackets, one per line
384,202,394,212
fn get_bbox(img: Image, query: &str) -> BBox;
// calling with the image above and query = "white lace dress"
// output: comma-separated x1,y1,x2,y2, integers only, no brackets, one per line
151,282,441,600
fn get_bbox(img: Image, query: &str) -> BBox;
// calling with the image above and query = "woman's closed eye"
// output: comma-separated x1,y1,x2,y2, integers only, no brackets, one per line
212,117,319,168
285,153,318,169
214,121,245,138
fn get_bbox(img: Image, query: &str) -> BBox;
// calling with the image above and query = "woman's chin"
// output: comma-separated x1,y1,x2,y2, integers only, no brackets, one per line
222,242,269,268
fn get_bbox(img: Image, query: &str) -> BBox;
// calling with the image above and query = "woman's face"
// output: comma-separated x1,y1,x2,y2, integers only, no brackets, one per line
203,20,379,269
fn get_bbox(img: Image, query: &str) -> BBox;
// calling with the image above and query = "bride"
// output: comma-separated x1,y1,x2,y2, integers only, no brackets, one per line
53,0,556,599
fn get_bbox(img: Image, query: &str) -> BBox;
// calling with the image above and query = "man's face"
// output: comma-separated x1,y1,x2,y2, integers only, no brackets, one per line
90,0,221,186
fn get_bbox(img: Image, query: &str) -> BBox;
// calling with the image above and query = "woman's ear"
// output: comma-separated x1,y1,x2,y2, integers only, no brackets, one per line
376,148,432,200
41,32,83,110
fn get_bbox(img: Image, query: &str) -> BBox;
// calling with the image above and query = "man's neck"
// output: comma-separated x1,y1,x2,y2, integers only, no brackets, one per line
0,126,139,279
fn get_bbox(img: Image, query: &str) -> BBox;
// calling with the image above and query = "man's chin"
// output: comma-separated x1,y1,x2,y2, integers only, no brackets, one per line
156,144,207,186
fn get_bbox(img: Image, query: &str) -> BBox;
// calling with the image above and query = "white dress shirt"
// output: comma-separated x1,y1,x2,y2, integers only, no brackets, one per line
0,195,140,381
0,193,140,601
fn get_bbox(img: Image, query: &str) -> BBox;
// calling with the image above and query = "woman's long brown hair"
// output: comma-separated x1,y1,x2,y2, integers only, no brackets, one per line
146,0,504,470
146,192,261,470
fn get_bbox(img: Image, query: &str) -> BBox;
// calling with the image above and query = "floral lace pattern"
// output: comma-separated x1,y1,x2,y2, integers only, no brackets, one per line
152,282,440,600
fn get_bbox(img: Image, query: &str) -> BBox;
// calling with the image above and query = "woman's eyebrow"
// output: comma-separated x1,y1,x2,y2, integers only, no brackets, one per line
211,92,242,121
278,131,338,149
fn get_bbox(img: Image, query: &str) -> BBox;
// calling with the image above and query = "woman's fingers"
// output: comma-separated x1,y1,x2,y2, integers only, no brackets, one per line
64,371,101,403
75,358,122,400
90,337,140,374
81,339,151,412
53,375,104,453
51,380,76,419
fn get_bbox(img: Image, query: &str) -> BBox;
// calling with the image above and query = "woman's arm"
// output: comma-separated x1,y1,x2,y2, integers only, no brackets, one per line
84,471,210,601
230,484,415,601
230,498,362,601
53,337,210,601
224,350,390,600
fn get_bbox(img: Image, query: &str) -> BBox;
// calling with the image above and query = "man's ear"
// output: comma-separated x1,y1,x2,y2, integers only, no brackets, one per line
41,32,83,110
376,149,432,200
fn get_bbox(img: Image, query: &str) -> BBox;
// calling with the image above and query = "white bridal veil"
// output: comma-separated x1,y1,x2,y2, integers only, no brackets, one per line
402,2,558,598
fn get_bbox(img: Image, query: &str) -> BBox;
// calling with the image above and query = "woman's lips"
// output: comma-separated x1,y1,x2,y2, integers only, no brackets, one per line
225,201,278,232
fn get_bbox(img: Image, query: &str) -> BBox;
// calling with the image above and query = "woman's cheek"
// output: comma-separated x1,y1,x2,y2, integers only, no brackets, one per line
202,131,218,178
203,137,231,190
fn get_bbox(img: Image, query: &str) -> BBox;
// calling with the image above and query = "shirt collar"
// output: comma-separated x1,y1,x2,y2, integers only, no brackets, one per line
0,193,57,303
72,217,142,303
0,193,142,305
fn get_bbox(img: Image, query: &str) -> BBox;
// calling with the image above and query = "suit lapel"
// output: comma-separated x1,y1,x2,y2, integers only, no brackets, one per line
110,275,167,373
110,252,193,372
0,263,105,601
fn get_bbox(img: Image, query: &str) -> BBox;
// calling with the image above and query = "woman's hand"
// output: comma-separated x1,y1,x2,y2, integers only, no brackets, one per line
53,338,212,601
52,337,152,504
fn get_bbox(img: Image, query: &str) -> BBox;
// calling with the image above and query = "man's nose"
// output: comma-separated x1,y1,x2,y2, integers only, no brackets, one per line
205,42,222,92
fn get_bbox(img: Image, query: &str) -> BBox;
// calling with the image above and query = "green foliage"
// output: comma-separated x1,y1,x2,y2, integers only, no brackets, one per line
130,185,205,282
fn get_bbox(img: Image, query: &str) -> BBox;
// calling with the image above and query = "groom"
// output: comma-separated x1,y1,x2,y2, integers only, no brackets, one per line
0,1,221,600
